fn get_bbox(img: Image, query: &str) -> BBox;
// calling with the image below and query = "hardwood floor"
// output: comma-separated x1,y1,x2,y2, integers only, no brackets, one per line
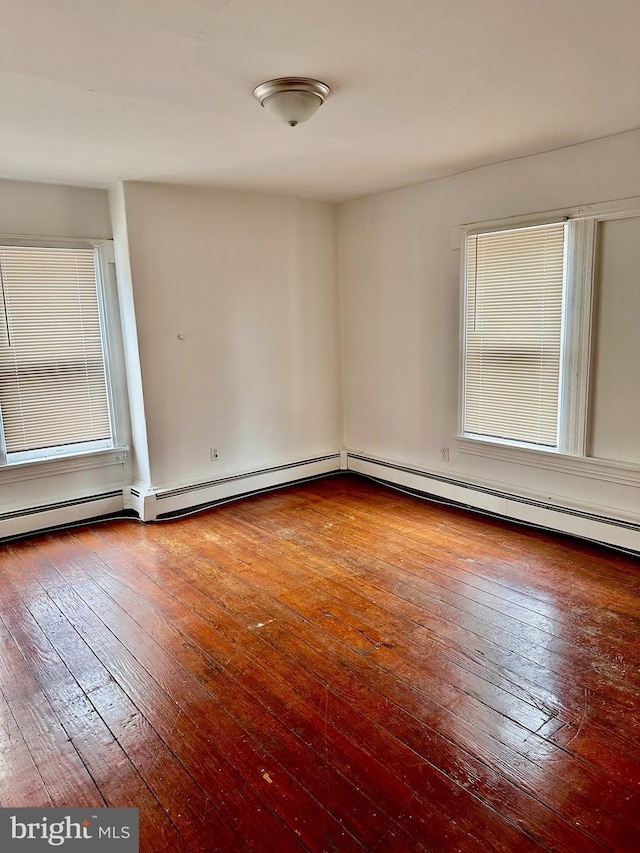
0,473,638,852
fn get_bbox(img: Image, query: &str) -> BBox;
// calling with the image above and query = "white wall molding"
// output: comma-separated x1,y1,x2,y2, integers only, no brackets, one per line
347,451,640,554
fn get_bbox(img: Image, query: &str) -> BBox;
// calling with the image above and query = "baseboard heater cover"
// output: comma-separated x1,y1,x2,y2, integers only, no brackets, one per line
157,454,341,500
0,490,127,542
347,453,640,555
155,471,342,521
148,453,342,520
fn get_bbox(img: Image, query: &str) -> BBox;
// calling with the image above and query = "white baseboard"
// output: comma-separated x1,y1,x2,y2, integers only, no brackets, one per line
147,453,342,521
0,491,126,541
347,452,640,554
0,454,342,536
6,451,632,554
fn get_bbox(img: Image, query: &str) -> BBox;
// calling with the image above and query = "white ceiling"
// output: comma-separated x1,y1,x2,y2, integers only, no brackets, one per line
2,0,640,203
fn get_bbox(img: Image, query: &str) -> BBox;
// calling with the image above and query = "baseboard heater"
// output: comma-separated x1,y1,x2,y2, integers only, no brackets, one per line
0,490,128,543
4,452,635,554
347,452,640,555
137,453,343,521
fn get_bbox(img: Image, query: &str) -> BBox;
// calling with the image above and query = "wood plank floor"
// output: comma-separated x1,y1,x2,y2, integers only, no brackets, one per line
0,473,639,852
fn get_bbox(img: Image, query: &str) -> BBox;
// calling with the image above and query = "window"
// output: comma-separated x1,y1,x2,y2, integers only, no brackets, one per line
462,222,567,449
460,216,594,456
0,241,123,465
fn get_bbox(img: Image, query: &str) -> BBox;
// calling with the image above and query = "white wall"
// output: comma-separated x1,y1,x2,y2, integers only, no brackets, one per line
3,130,640,546
0,180,129,534
0,179,111,238
339,130,640,540
119,182,342,493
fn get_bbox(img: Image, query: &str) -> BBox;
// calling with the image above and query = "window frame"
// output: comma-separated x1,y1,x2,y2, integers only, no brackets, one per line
0,235,129,470
456,197,640,463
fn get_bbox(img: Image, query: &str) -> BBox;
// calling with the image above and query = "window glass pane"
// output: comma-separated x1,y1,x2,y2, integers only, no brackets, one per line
463,223,566,447
0,245,111,455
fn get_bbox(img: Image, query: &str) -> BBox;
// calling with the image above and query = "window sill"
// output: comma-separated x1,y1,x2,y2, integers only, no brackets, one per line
456,436,640,487
0,446,129,484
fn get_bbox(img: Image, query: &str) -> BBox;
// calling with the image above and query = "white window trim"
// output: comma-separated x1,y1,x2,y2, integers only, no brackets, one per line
455,435,640,487
0,234,129,472
456,195,640,466
94,239,129,451
0,446,129,485
558,218,595,456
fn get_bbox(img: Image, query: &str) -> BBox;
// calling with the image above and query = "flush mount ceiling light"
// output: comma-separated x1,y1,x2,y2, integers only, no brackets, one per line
253,77,330,127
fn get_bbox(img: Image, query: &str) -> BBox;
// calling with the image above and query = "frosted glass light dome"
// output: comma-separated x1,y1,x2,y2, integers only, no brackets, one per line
253,78,330,127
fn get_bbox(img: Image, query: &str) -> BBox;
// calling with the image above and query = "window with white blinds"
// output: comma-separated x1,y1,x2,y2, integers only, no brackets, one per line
462,222,567,448
0,244,112,459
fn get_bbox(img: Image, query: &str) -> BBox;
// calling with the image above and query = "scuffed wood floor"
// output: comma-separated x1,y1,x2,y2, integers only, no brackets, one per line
0,473,639,851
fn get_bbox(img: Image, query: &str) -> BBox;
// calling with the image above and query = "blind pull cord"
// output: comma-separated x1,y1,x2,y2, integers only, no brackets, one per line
0,261,11,347
473,237,478,332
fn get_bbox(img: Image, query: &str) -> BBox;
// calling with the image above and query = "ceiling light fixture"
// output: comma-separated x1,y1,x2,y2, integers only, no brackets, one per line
253,77,330,127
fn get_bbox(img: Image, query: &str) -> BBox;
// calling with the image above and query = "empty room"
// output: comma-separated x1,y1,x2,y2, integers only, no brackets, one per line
0,1,639,851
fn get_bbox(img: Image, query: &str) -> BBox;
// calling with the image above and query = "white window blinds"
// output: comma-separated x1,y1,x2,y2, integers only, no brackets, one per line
0,245,111,456
463,222,566,447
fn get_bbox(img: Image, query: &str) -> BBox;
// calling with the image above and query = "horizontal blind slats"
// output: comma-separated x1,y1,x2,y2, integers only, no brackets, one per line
463,222,565,446
0,245,111,454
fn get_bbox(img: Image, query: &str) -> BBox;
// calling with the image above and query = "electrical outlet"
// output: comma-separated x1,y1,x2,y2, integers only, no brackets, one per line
440,446,449,462
210,448,219,461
